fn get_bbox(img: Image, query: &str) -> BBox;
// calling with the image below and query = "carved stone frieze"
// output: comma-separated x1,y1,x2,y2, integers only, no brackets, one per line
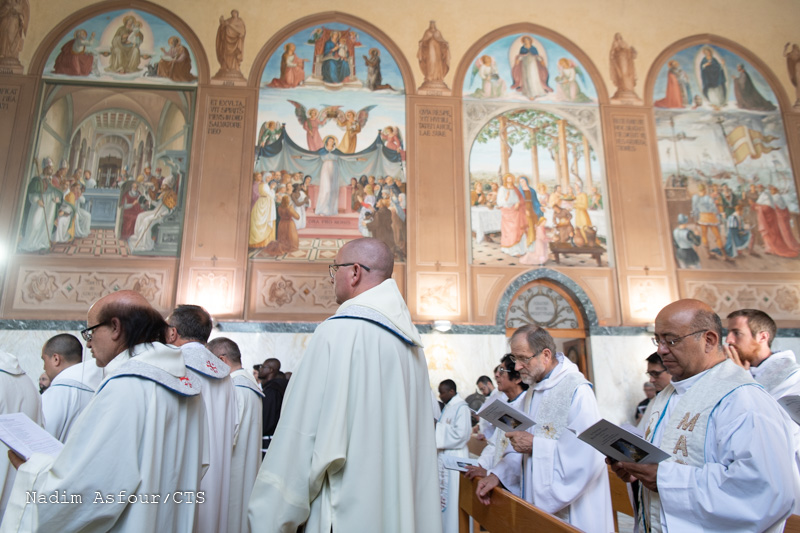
685,281,800,320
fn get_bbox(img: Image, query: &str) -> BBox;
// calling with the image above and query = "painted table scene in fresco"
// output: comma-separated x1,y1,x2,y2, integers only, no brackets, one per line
464,33,597,104
469,109,608,267
16,83,193,258
43,10,198,85
251,24,407,263
653,44,799,271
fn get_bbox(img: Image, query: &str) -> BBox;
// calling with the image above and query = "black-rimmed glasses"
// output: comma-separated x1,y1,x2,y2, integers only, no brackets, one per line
651,329,706,348
508,351,541,365
645,369,667,378
81,321,109,342
328,263,371,279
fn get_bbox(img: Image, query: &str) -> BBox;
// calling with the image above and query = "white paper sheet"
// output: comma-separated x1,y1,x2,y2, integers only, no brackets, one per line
0,412,63,460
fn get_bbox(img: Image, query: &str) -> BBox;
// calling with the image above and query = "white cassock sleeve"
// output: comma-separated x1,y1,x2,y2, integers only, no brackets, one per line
477,429,498,470
233,387,245,447
529,385,605,512
435,402,471,451
655,386,795,532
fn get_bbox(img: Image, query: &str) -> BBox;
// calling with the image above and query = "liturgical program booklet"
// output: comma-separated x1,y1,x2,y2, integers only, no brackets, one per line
577,419,670,464
0,412,63,460
473,397,535,433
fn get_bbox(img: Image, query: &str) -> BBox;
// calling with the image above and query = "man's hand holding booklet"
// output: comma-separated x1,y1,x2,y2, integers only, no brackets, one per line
471,397,535,433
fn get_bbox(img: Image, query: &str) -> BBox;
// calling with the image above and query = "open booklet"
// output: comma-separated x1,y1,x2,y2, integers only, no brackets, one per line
577,419,670,464
473,397,535,433
440,455,480,472
0,413,63,460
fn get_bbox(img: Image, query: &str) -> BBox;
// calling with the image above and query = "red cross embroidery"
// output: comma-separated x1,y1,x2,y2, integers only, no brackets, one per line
206,361,218,373
179,376,192,388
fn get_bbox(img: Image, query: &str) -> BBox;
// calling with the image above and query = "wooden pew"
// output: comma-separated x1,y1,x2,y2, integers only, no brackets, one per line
458,474,581,533
784,514,800,532
607,465,634,531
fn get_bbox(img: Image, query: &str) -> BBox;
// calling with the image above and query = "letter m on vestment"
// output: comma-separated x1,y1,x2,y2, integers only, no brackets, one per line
676,412,700,432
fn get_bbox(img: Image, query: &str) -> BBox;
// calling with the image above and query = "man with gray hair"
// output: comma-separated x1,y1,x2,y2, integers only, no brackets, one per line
249,238,441,532
40,333,97,442
208,337,263,533
476,325,613,533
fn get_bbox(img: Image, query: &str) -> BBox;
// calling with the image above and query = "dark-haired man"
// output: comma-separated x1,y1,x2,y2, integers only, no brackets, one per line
167,304,236,533
2,290,207,532
39,333,97,442
465,354,528,497
476,325,612,532
611,299,795,532
208,337,263,533
436,379,471,533
249,238,440,533
475,374,501,440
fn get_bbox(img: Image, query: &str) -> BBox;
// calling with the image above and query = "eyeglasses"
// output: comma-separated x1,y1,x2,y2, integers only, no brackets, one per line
508,351,541,365
645,369,667,378
81,321,109,342
651,329,706,347
328,263,371,279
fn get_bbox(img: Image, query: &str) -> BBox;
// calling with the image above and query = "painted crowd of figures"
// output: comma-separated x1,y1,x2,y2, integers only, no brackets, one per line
471,174,603,265
249,167,407,260
672,180,800,266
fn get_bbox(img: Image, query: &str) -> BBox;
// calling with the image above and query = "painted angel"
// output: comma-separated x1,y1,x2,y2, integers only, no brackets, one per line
288,100,333,152
257,120,283,147
470,54,506,98
334,105,376,154
554,58,591,102
381,126,406,161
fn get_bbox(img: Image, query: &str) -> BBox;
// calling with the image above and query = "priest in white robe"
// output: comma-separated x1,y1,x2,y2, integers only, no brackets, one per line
612,299,795,533
0,351,42,517
167,305,237,533
466,354,528,497
248,238,441,533
435,379,472,533
476,374,502,441
477,326,613,533
0,290,208,532
39,334,96,442
209,337,264,533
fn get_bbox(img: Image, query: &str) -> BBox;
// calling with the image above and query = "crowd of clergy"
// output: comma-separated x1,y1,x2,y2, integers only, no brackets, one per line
0,243,799,533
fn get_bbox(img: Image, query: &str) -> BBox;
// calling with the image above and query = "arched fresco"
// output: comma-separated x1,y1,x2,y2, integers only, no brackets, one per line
463,32,610,267
251,23,407,263
43,9,199,85
652,43,799,270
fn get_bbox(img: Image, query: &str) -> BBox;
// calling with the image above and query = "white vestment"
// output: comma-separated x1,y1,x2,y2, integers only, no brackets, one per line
180,342,237,533
435,394,471,533
0,343,208,532
228,368,264,533
248,279,442,533
490,355,613,533
477,388,503,440
476,390,526,497
0,351,42,517
640,360,795,532
41,362,95,442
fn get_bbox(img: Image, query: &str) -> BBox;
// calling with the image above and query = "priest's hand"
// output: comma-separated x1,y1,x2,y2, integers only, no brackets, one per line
618,461,658,492
606,457,636,483
476,473,500,505
465,465,487,480
507,430,533,454
7,450,26,470
724,344,749,370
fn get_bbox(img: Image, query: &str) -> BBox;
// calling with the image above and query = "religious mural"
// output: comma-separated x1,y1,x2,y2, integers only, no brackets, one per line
252,24,407,262
653,44,800,270
463,33,598,104
15,9,196,259
465,33,608,267
43,10,199,85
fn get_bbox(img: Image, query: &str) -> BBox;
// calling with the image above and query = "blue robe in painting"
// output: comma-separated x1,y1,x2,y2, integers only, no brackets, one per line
322,39,350,84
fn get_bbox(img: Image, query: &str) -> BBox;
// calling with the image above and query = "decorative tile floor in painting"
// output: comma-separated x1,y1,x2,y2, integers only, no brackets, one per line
472,237,608,268
249,238,355,261
48,229,130,257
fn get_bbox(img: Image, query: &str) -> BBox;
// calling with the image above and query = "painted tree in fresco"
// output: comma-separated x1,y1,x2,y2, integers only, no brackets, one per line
474,109,596,191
